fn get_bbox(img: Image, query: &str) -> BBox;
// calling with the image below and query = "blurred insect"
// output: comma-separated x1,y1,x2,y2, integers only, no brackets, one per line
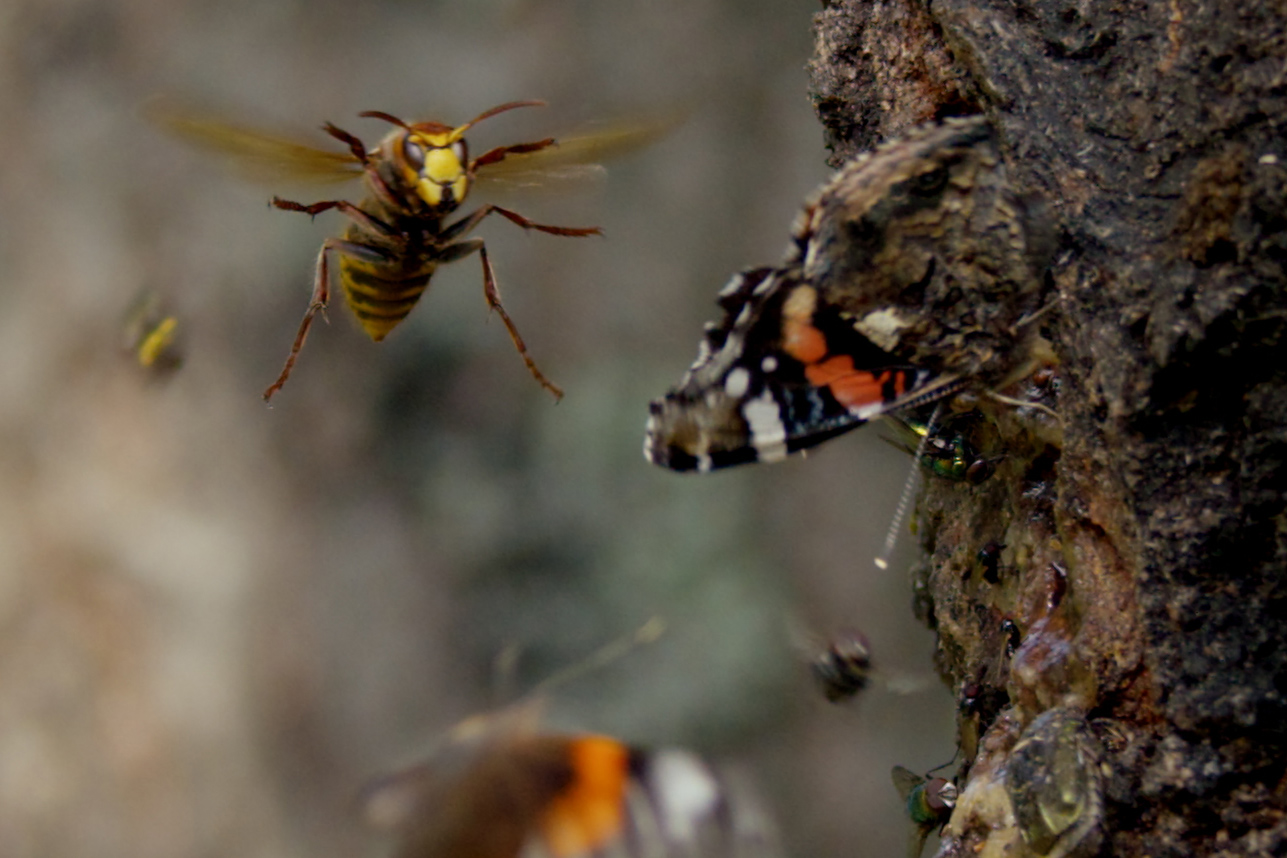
804,628,930,704
810,629,872,703
892,765,958,858
363,702,779,858
121,289,183,375
153,100,671,400
362,619,779,858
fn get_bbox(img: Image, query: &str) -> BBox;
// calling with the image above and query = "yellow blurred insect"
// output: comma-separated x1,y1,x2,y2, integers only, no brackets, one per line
154,100,664,401
121,288,184,376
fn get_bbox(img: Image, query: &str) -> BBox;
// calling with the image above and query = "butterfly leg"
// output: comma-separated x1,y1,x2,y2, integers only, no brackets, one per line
263,238,392,402
438,238,563,401
985,391,1060,421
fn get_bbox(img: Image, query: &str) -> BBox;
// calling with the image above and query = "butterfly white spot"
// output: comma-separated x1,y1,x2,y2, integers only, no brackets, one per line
789,207,811,240
717,272,746,298
643,414,660,462
646,750,721,843
855,307,911,352
743,392,788,462
690,340,712,369
803,239,822,275
724,367,750,398
855,401,888,420
761,356,778,373
782,284,817,321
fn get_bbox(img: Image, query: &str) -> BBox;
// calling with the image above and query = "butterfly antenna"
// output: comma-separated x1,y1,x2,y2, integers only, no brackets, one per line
987,391,1061,421
525,616,667,699
490,643,523,707
874,403,943,570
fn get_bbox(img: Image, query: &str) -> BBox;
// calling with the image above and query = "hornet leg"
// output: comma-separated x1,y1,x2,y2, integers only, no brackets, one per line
441,238,563,401
263,238,390,402
440,204,601,242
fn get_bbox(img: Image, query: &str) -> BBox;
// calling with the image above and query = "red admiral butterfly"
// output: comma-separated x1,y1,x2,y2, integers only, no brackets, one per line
361,702,779,858
645,117,1050,472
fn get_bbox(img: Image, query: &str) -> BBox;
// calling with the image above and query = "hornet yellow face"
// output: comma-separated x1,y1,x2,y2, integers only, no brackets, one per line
397,123,471,210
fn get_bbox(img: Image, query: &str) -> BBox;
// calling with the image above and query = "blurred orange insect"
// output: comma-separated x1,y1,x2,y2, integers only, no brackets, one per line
359,614,776,858
154,100,669,401
361,701,780,858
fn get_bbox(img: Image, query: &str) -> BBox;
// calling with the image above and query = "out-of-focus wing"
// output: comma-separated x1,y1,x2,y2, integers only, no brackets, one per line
146,101,364,185
892,766,925,802
476,113,685,192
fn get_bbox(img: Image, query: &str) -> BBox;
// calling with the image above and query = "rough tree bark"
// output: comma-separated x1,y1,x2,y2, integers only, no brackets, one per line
810,1,1287,856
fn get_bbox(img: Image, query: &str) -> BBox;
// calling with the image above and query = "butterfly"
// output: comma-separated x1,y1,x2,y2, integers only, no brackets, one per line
645,117,1052,472
361,701,779,858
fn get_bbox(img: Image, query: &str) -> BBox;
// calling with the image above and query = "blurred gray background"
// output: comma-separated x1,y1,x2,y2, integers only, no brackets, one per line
0,1,955,856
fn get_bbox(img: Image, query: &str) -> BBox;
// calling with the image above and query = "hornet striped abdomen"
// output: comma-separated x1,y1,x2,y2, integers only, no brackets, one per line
336,225,436,342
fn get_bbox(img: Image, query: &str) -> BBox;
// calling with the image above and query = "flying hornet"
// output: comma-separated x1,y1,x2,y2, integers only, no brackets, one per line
153,100,669,400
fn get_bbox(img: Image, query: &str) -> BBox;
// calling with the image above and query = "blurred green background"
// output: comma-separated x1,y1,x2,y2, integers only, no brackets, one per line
0,1,954,856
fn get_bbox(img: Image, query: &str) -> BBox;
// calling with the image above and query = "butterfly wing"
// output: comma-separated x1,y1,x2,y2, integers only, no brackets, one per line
644,265,953,472
365,719,776,858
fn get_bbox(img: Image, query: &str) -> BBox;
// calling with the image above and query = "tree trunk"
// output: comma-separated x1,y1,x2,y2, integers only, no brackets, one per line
810,1,1287,855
